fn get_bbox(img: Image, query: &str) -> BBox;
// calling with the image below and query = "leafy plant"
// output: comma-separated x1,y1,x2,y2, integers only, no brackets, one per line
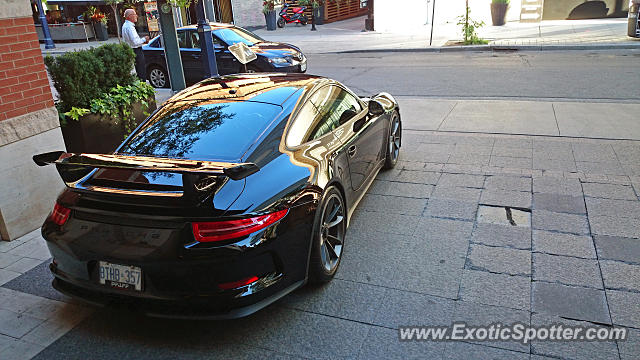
84,6,108,24
457,4,488,45
168,0,193,7
263,0,275,13
65,81,156,137
492,0,509,4
64,107,90,122
299,0,322,7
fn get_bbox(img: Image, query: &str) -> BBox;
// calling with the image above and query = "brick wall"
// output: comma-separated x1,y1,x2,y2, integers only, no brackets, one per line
0,17,54,122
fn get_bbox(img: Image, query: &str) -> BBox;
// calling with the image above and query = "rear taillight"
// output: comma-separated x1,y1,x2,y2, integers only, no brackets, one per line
50,203,71,226
218,276,259,290
192,209,288,242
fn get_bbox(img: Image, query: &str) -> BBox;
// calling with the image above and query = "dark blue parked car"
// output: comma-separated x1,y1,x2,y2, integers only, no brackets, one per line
143,22,307,88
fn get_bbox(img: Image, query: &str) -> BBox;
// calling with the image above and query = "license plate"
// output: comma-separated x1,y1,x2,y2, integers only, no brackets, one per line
300,62,307,72
99,261,142,291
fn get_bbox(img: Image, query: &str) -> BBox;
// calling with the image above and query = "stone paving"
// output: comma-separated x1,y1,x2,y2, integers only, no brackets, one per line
1,130,639,359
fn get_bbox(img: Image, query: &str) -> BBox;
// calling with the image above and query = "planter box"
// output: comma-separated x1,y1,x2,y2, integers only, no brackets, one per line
61,98,156,154
491,3,509,26
265,10,277,31
93,22,109,41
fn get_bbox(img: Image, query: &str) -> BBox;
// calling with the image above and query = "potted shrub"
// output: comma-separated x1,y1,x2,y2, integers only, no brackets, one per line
263,0,277,30
44,43,157,153
313,1,324,25
491,0,509,26
86,6,109,41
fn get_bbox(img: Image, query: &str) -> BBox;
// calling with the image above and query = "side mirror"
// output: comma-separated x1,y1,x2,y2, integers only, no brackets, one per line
368,100,385,116
338,109,357,126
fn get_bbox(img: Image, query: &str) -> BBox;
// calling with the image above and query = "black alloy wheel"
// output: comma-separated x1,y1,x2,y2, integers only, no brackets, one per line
309,186,346,283
148,65,169,88
383,111,401,169
277,18,285,28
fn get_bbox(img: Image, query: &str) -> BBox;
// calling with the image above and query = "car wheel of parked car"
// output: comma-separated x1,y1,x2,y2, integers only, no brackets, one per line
383,111,401,170
148,66,169,88
241,64,260,73
277,18,285,28
308,186,346,283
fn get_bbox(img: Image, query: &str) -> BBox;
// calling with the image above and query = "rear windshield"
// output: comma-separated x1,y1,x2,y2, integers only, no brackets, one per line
118,100,281,161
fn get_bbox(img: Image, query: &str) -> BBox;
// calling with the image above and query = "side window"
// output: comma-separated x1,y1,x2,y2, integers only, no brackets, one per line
324,87,362,128
177,31,188,48
286,86,363,147
286,99,322,147
190,32,224,49
212,35,224,48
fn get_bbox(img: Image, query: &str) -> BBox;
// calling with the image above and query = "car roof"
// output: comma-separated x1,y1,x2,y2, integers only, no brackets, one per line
177,22,236,31
168,73,328,107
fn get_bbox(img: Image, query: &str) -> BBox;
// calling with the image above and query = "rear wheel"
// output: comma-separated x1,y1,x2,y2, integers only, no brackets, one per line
383,111,401,170
148,65,169,88
308,186,346,283
277,18,285,28
300,16,308,26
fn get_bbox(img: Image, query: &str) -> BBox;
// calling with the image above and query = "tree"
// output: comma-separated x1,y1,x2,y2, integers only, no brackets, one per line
105,0,124,40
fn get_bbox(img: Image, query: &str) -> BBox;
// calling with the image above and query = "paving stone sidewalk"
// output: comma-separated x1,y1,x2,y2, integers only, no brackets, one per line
1,130,640,359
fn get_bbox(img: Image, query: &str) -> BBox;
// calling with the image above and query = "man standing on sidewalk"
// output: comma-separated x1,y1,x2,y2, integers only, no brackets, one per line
122,9,149,81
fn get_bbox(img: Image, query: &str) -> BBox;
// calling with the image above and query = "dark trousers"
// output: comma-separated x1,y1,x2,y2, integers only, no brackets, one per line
133,47,146,81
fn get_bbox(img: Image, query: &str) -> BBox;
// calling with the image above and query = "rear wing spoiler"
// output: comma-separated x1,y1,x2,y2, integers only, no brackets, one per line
33,151,259,200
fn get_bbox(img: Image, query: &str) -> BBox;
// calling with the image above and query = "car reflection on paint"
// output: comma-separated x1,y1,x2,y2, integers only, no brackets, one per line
143,22,307,88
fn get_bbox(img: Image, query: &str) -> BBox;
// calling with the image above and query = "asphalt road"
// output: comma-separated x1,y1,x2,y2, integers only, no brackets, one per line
307,49,640,102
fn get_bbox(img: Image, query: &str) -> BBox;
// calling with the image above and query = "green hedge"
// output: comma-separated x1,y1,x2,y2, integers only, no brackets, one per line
44,43,136,112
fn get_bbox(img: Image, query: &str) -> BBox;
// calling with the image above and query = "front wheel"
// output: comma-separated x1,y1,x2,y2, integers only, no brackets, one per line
277,18,285,28
148,65,169,88
308,186,346,283
383,111,401,170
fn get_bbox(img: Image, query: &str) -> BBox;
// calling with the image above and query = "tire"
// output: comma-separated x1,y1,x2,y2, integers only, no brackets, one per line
243,64,260,73
277,18,285,28
148,65,169,88
383,110,401,170
308,186,346,283
300,16,308,26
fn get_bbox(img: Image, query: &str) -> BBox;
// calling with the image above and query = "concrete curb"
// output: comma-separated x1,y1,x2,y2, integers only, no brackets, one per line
334,42,640,54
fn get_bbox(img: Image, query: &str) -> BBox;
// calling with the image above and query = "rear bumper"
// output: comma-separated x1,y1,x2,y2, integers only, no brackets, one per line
42,201,316,318
52,272,304,319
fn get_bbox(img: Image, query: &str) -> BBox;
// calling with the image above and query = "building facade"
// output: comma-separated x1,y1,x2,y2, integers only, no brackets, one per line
0,0,64,241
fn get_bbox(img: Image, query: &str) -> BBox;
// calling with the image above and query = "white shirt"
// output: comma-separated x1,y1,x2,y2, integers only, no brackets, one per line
122,20,145,48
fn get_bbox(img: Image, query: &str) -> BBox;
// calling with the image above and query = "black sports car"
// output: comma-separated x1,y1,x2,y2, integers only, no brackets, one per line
34,73,402,319
143,23,307,88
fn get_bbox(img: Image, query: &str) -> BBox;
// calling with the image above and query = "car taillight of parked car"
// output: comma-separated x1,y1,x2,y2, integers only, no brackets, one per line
191,209,288,242
50,203,71,226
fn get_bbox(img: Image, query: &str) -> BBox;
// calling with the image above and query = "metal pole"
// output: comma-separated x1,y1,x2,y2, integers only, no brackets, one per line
429,0,435,46
157,0,186,91
35,0,55,49
195,0,219,78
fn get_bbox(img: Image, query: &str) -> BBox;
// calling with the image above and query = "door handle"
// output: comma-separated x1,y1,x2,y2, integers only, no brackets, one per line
348,145,357,158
